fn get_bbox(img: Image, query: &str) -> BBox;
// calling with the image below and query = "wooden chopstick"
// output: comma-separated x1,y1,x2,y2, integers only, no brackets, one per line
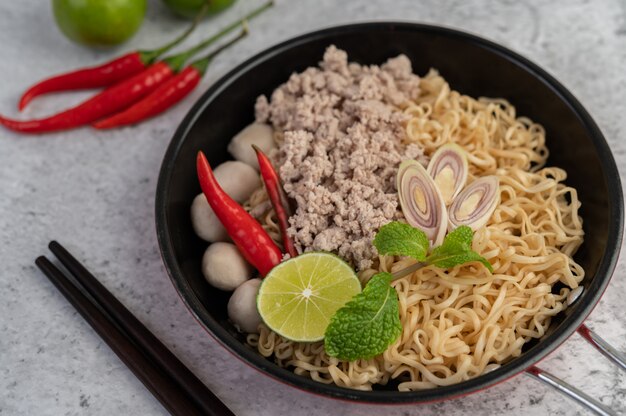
47,241,233,416
35,256,204,416
36,242,235,416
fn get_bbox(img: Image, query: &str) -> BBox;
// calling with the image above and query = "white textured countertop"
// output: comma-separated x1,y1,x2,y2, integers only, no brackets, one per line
1,0,625,415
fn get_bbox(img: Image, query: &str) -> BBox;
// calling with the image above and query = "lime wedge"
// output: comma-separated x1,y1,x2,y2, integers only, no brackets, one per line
257,252,362,342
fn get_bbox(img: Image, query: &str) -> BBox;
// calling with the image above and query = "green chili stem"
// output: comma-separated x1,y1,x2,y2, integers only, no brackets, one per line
139,1,210,64
163,0,273,72
191,22,248,75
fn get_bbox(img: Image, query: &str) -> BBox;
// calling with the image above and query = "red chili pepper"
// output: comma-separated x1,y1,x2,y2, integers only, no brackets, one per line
197,151,282,276
92,66,202,130
17,1,273,112
2,3,273,135
93,27,248,130
0,62,174,133
17,3,210,111
254,146,298,258
18,52,148,112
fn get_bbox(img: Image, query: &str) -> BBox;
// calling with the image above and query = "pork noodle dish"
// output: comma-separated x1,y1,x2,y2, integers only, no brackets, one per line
191,46,584,391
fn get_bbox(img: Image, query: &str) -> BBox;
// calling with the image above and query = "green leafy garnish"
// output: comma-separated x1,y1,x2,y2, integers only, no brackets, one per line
373,222,429,261
326,222,493,361
425,226,494,272
373,222,492,272
324,272,402,361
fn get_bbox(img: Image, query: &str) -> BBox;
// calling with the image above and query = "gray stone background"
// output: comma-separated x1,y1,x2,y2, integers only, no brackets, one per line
1,0,625,415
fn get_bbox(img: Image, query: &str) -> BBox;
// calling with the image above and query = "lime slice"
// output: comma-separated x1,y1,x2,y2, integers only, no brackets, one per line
257,252,362,342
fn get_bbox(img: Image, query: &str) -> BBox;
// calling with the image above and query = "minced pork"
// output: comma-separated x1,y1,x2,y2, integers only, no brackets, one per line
255,46,427,270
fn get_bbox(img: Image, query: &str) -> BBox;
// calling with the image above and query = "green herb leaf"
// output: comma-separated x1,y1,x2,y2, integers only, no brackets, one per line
323,224,491,362
425,225,493,272
324,272,402,361
373,222,429,261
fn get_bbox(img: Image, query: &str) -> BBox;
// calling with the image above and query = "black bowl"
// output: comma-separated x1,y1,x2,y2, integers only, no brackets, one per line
155,23,623,403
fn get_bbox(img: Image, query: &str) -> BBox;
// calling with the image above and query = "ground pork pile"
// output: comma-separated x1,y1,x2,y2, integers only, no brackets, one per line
255,46,426,270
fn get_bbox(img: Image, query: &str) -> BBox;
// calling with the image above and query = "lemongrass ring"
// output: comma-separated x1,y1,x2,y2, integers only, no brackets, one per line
448,176,500,231
427,143,469,206
397,160,448,246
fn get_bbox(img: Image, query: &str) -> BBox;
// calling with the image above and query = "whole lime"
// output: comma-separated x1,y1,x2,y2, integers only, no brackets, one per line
162,0,236,19
52,0,147,47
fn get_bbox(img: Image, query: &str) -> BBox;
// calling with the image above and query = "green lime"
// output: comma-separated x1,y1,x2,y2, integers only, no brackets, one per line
52,0,147,47
161,0,236,19
257,252,362,342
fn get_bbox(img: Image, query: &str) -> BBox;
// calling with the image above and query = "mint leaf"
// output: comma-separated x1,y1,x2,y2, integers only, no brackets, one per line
373,222,429,261
324,272,402,361
425,225,493,272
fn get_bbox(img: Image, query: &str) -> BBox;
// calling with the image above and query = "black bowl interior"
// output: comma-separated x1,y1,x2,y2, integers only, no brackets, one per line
156,23,623,403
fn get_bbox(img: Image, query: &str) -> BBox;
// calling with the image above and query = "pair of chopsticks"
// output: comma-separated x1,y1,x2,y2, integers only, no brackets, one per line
35,241,234,416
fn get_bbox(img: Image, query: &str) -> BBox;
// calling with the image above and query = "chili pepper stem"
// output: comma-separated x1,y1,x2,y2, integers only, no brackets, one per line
191,22,249,75
138,1,210,65
92,24,249,130
17,0,211,111
163,1,271,72
15,0,272,114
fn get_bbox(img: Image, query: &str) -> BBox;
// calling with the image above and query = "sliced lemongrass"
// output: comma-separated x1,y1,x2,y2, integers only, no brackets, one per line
397,160,448,246
448,176,499,231
427,143,468,206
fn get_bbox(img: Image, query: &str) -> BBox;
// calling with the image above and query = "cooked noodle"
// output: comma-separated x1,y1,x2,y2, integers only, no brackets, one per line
245,70,584,390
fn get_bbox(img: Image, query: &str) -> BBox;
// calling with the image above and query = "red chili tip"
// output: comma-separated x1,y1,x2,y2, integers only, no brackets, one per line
18,96,30,112
197,151,210,172
17,89,37,111
92,119,113,130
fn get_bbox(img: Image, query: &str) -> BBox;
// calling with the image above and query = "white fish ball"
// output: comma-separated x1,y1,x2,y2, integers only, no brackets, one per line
227,123,276,170
213,161,260,203
190,194,229,242
202,242,253,291
190,160,260,242
228,278,263,334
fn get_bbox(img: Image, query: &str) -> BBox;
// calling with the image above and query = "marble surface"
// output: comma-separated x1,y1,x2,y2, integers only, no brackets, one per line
1,0,625,415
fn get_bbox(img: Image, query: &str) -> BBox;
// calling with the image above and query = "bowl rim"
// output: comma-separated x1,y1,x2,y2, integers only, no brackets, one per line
155,21,624,403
